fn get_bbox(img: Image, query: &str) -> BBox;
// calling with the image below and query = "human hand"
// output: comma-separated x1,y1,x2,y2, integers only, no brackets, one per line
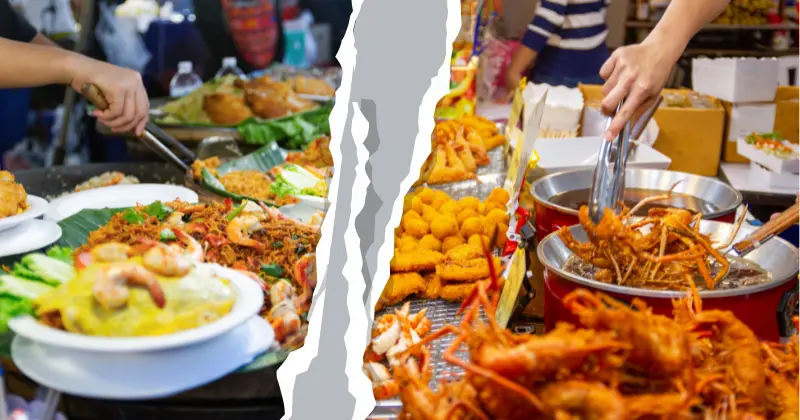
770,192,800,221
504,68,523,103
67,56,149,136
598,40,677,141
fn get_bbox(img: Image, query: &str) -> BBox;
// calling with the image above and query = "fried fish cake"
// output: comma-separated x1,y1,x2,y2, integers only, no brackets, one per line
375,272,427,311
389,248,444,273
202,93,253,125
436,244,502,283
437,277,506,302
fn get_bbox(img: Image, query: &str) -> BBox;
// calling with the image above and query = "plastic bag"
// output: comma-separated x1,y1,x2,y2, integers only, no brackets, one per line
282,10,318,69
95,2,151,73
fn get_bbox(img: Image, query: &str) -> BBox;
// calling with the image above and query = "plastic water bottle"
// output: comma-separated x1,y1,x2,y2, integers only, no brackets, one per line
169,61,203,98
215,57,246,79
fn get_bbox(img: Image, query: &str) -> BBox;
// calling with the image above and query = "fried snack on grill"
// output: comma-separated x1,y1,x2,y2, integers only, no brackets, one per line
436,244,502,283
292,76,335,97
418,116,507,185
437,276,505,302
390,248,444,273
202,93,253,125
0,170,28,219
375,272,428,311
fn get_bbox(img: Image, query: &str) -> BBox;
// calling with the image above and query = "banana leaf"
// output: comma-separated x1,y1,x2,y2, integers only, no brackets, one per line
198,143,287,206
238,102,333,149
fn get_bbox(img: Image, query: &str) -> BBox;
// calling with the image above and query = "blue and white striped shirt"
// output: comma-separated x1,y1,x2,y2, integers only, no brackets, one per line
521,0,611,79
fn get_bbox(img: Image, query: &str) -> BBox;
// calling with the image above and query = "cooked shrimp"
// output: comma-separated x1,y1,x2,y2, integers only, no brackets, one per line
226,215,264,250
142,243,193,277
164,211,186,227
538,381,627,420
92,263,165,310
364,362,400,400
269,300,302,343
76,242,132,269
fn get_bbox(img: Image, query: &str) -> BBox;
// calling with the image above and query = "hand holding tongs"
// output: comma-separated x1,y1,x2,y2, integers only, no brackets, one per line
81,84,197,172
587,97,663,224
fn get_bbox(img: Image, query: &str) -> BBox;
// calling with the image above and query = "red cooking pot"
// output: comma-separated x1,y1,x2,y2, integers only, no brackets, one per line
530,169,742,244
537,220,799,342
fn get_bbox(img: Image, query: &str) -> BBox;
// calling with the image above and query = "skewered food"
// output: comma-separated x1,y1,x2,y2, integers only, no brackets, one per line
559,186,748,292
418,116,506,185
0,170,28,219
377,187,510,309
36,236,235,337
390,245,799,419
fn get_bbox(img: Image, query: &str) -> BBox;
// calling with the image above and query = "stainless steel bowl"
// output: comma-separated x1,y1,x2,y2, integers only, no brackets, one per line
531,168,742,220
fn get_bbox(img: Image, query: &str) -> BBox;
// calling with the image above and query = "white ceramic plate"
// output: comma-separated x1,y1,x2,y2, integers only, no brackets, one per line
44,184,198,222
0,219,62,258
8,264,263,353
281,197,326,224
298,93,334,102
12,316,274,400
0,195,48,233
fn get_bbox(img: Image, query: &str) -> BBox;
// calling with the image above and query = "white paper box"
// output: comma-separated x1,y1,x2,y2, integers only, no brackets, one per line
727,103,777,141
530,137,672,178
524,83,583,132
749,161,799,189
692,57,778,103
736,137,799,174
581,106,660,147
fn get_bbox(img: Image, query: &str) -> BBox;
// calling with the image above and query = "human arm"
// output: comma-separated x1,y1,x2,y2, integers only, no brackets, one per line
599,0,732,140
504,0,567,95
30,33,58,48
0,37,149,135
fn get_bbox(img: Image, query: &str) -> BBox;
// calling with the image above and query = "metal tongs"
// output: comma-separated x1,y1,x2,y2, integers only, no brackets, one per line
587,97,663,224
81,84,197,172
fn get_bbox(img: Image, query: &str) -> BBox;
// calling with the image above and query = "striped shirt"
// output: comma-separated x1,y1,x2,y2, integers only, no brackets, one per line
521,0,611,79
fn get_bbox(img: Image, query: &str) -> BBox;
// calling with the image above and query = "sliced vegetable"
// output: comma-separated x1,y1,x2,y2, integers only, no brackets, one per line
20,253,75,285
0,296,33,333
261,263,285,278
227,202,247,221
45,246,74,264
160,228,177,242
0,274,54,300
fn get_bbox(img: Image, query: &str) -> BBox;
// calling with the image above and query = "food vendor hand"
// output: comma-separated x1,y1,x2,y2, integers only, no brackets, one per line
67,56,149,136
770,192,799,221
598,41,676,141
504,69,523,102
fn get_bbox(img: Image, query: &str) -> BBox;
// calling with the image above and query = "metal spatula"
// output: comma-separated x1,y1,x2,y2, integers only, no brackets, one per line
80,84,197,172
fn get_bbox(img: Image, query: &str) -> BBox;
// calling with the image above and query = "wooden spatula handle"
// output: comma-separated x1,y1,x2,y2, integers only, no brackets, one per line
732,203,799,255
80,83,110,111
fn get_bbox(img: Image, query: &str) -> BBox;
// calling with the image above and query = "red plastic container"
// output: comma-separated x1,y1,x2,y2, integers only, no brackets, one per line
530,169,742,243
537,221,799,342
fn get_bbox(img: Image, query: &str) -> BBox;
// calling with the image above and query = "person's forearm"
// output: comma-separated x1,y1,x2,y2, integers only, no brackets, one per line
508,45,538,76
644,0,731,62
0,37,77,88
30,33,58,47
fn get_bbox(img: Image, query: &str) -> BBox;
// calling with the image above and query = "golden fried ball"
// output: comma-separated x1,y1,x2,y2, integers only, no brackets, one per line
458,196,480,213
430,215,459,239
467,234,491,249
410,195,424,214
398,235,418,252
495,223,509,248
418,234,442,251
439,200,460,216
456,208,479,225
485,202,508,218
460,216,484,238
404,218,430,239
487,188,510,205
485,208,509,226
402,210,422,230
418,188,436,204
421,204,439,223
441,235,465,253
477,203,486,215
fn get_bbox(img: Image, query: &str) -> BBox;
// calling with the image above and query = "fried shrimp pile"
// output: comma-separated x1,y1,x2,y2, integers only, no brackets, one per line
386,241,799,420
0,170,28,218
559,184,748,291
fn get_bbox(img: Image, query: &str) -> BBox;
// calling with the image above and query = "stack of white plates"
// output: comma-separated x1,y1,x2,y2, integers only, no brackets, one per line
44,184,199,222
0,195,61,259
8,264,272,399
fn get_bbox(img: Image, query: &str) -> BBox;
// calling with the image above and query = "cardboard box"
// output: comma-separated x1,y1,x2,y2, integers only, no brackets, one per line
692,57,778,103
721,102,778,163
774,86,799,145
579,85,725,177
